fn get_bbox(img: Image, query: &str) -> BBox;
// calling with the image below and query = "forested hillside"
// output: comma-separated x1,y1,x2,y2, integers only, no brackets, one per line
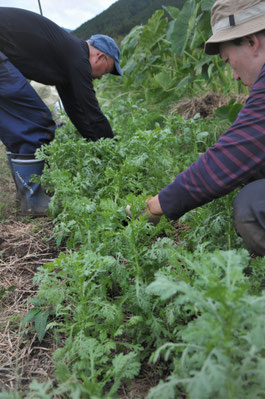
72,0,185,40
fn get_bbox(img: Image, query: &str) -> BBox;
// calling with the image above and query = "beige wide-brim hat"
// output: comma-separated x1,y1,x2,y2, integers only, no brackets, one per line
205,0,265,55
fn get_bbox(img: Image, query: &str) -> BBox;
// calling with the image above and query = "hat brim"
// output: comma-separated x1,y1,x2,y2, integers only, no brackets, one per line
112,60,122,76
205,14,265,55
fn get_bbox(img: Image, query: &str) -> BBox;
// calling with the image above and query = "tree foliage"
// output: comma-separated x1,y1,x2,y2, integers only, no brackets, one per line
72,0,185,40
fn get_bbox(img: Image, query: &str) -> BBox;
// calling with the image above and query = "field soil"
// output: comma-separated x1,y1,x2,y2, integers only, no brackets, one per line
0,143,62,391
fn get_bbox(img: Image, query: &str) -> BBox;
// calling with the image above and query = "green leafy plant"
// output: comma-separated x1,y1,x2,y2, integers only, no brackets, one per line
147,250,265,399
215,99,244,124
22,298,53,342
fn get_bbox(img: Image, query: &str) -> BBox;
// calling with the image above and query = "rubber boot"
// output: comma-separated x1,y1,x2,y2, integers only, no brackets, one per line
6,152,34,202
11,158,50,216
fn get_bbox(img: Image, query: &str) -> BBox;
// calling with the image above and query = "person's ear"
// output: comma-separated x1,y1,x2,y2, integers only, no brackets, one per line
97,52,106,62
247,34,260,55
92,52,102,64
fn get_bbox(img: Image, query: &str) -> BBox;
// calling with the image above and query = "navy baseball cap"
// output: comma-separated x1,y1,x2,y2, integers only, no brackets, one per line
88,34,122,76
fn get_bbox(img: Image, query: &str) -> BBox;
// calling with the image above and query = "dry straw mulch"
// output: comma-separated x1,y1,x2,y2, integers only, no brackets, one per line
171,92,248,119
0,218,62,391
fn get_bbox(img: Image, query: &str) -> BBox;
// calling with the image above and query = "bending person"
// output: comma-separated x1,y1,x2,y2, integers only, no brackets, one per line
0,7,122,216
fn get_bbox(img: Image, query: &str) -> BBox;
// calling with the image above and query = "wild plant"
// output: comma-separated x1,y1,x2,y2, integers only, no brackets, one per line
147,249,265,399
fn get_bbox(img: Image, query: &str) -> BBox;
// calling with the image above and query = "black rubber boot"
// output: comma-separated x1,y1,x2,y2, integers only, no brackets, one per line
11,157,50,216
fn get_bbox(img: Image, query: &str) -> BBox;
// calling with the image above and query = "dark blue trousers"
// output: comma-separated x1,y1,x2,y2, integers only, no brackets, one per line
0,51,56,154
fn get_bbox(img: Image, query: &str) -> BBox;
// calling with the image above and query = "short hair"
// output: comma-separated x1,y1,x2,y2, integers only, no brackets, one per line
231,29,265,46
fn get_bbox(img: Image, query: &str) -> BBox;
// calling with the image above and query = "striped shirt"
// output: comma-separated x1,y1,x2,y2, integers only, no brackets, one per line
159,63,265,219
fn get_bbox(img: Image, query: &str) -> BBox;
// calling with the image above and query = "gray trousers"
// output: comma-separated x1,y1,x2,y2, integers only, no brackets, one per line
234,179,265,256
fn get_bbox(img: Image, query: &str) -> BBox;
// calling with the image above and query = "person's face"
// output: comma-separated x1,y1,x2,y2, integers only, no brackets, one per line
90,53,114,80
220,39,260,91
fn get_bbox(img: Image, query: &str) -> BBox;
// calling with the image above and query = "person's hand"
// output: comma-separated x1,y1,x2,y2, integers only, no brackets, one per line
126,195,163,225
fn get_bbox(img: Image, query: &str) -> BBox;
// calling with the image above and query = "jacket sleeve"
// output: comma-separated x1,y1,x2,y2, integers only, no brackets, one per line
56,58,113,141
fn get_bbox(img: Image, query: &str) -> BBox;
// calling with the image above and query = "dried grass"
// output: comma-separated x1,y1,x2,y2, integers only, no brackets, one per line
0,218,62,391
170,92,247,119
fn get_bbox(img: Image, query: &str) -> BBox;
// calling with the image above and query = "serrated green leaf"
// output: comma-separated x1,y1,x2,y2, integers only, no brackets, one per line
147,275,179,300
35,309,50,342
21,308,41,329
112,352,140,380
55,362,71,383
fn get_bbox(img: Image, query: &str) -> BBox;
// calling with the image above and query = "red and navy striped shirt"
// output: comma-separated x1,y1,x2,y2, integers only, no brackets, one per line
159,64,265,219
